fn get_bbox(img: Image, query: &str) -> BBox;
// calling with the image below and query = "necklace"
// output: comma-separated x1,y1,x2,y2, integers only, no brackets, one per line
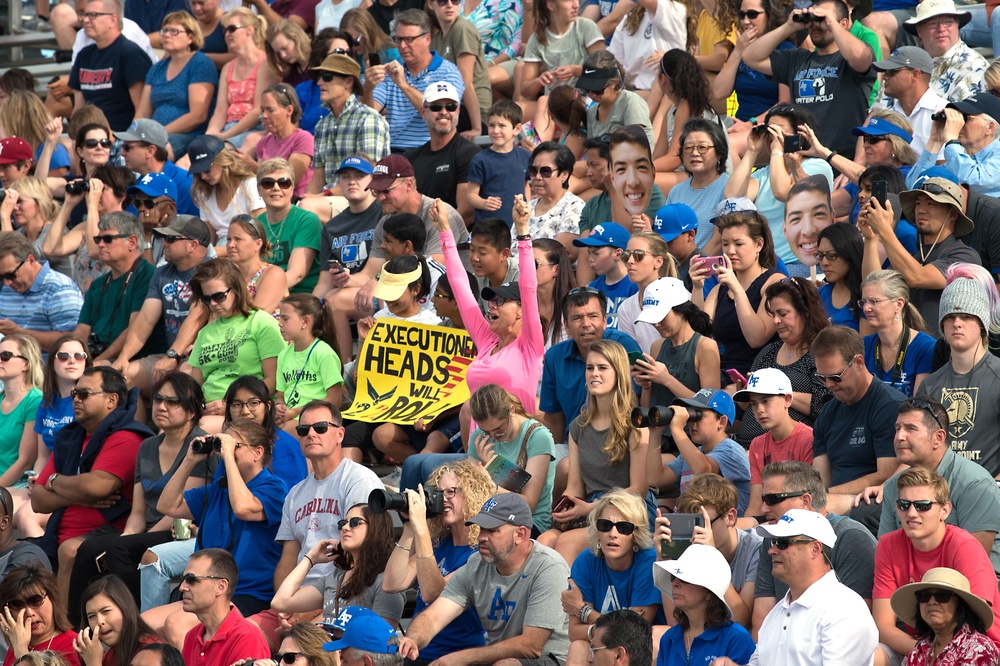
265,213,288,250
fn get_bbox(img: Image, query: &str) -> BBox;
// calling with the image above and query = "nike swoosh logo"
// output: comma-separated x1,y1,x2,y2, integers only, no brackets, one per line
584,69,595,74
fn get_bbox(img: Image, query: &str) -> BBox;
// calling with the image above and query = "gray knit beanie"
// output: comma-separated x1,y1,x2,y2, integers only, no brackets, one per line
939,277,990,332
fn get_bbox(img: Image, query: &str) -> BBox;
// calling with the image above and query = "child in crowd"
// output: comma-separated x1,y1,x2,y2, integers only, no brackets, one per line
275,294,345,425
733,368,814,517
467,100,531,228
572,222,636,328
468,218,519,312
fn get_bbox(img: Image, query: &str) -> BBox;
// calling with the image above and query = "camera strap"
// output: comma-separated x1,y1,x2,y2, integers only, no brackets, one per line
99,256,143,326
517,421,541,469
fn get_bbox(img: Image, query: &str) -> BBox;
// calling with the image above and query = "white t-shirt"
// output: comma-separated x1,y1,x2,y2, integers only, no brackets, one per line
197,176,266,242
275,459,383,584
72,18,159,64
608,0,687,90
315,0,365,32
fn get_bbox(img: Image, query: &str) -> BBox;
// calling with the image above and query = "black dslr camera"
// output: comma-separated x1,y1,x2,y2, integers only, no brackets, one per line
369,487,445,516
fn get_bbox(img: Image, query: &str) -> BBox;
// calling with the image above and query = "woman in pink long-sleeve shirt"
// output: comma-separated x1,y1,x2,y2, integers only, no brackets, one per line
431,196,545,427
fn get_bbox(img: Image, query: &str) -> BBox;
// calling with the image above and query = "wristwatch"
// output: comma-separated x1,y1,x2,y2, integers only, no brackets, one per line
45,473,59,492
166,349,186,361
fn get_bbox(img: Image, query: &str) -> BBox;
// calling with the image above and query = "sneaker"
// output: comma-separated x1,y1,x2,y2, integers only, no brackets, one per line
380,467,402,493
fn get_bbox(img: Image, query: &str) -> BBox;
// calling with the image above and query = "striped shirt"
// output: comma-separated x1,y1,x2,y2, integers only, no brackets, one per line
372,53,465,150
0,262,83,336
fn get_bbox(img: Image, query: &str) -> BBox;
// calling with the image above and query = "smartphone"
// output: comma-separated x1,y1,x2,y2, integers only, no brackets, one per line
726,368,749,388
94,551,108,574
368,52,381,67
627,350,645,366
659,513,705,558
328,257,344,272
48,75,61,85
783,134,802,153
693,255,726,277
871,179,888,207
553,495,577,513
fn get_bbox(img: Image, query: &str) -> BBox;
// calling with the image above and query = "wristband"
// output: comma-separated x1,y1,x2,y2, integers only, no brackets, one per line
945,139,963,149
45,473,59,492
395,542,411,552
825,151,836,164
303,554,315,567
580,604,594,623
516,233,531,241
416,553,435,560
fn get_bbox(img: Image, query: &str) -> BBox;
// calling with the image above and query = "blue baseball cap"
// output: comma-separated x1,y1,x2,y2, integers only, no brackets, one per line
127,172,177,202
572,222,629,250
851,117,913,144
329,606,377,632
336,156,375,175
672,388,736,424
323,612,399,653
652,203,698,242
912,165,959,185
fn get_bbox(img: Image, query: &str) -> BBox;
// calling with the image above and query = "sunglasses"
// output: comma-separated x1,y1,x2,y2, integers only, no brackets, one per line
260,177,294,190
338,516,368,530
223,24,248,33
862,135,890,145
815,356,858,383
425,102,459,113
905,397,948,432
0,258,25,281
93,233,128,245
761,491,806,506
595,519,636,535
622,249,648,262
6,594,47,612
896,499,939,512
737,9,764,18
568,286,603,298
317,71,344,83
82,138,112,149
771,537,815,550
71,388,108,400
0,351,26,362
275,653,305,664
295,421,342,436
812,251,839,262
199,289,231,304
917,181,960,204
152,393,183,406
133,198,159,210
329,47,350,55
917,590,956,604
55,351,88,362
436,0,461,5
181,573,226,585
528,165,559,179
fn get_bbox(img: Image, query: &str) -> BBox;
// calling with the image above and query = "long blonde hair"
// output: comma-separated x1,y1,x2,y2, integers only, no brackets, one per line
633,231,678,278
0,91,50,150
265,19,311,78
578,340,636,465
4,334,43,390
223,7,267,50
8,176,56,221
191,148,257,208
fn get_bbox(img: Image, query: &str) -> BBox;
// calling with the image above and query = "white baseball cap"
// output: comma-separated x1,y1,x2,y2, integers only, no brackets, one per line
635,277,691,324
652,544,733,616
732,368,793,402
423,81,460,104
756,509,837,548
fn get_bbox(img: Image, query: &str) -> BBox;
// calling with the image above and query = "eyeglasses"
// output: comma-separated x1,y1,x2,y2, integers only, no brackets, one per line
133,198,159,210
6,594,47,612
55,351,88,362
535,261,556,270
0,351,26,362
922,16,956,30
338,516,368,530
857,297,890,309
393,32,428,45
622,249,648,262
528,165,558,178
737,9,764,18
159,27,187,36
260,177,294,190
296,421,343,436
595,519,637,535
223,24,248,33
862,135,890,145
152,394,183,407
81,138,112,149
230,398,264,412
761,491,806,506
181,573,226,585
896,499,939,512
589,645,611,659
70,388,109,400
438,486,461,499
905,397,948,432
815,357,857,383
275,653,305,664
917,589,956,604
81,11,114,19
425,102,459,113
489,296,518,308
682,144,714,155
199,289,231,304
483,416,511,440
771,537,816,550
0,259,25,282
162,236,192,244
93,233,128,245
813,251,839,262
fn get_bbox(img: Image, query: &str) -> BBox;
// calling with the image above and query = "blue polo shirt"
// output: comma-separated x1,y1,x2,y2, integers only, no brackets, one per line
657,622,756,666
539,329,641,440
0,262,82,340
372,52,465,150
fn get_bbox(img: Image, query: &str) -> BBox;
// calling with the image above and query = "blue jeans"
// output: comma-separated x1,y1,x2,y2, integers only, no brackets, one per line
400,453,467,492
138,539,195,611
960,5,1000,57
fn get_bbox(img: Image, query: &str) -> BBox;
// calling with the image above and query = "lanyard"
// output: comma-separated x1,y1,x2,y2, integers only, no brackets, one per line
875,323,910,383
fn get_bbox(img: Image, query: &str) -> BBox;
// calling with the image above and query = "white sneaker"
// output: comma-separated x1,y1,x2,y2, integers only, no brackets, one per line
380,467,402,492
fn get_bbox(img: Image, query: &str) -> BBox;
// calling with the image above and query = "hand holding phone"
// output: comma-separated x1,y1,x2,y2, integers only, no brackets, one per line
725,368,748,388
693,255,727,277
553,495,576,513
871,179,888,207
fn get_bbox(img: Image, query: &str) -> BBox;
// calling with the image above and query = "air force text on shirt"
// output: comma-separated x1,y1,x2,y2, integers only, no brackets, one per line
794,66,840,102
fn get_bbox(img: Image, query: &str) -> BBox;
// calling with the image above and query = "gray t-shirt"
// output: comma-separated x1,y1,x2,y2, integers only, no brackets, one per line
586,89,654,147
369,195,469,261
755,514,876,601
569,418,632,495
908,236,981,336
920,352,1000,477
135,427,214,527
732,527,762,592
144,258,204,346
441,541,571,664
308,569,405,625
320,200,383,273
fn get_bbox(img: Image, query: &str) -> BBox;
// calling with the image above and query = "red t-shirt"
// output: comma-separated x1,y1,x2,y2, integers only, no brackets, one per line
37,430,145,543
748,421,814,484
3,630,80,666
182,606,270,666
874,524,1000,648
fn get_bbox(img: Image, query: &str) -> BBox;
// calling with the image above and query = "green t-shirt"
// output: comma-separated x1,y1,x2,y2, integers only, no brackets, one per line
276,339,344,409
79,259,167,356
849,21,882,106
190,309,286,401
257,206,322,294
431,17,492,125
0,387,42,475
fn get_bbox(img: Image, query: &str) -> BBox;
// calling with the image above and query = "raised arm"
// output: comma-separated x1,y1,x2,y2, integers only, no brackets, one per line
513,194,544,356
741,14,798,75
432,198,491,343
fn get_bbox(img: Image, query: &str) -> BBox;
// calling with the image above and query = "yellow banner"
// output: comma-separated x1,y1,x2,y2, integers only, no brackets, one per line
343,319,476,425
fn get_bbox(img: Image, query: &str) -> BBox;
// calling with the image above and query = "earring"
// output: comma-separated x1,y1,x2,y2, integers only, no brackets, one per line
596,542,601,550
633,544,639,553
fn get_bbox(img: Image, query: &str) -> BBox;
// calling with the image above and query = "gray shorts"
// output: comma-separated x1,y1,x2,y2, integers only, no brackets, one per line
879,643,905,666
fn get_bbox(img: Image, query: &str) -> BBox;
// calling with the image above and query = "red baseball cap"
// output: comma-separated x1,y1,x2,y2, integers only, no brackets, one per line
0,138,32,165
366,155,415,192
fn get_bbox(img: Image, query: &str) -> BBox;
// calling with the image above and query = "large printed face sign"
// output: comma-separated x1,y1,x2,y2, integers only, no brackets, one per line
610,139,654,217
783,187,834,266
342,320,477,425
